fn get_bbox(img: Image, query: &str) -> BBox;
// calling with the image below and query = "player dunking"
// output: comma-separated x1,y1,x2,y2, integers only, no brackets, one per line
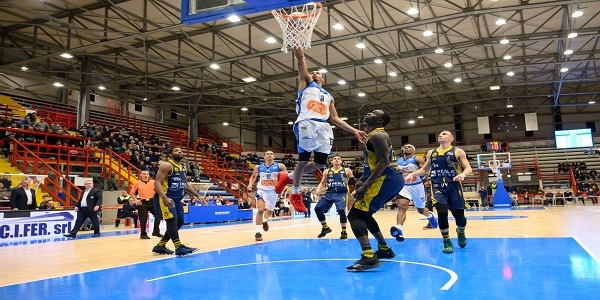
390,144,438,241
405,130,472,253
247,151,288,242
275,47,367,212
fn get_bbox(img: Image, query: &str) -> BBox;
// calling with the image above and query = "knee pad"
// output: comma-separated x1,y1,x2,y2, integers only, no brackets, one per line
177,218,184,229
347,207,367,222
364,214,381,234
450,209,467,227
435,204,450,229
337,210,347,223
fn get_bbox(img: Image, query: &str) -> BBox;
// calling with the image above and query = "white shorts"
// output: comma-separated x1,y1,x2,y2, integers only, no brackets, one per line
294,120,334,154
256,189,278,211
399,184,427,209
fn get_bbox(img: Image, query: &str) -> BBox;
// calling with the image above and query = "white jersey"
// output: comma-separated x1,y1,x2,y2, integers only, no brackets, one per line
398,155,423,185
257,163,281,191
295,81,332,122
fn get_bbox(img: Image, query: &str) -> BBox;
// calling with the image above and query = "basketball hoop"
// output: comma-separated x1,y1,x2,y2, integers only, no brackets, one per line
271,2,322,53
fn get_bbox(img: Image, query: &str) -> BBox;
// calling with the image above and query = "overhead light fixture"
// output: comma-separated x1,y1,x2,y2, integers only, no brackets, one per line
332,23,344,30
265,37,277,44
405,85,413,91
171,86,180,91
143,97,147,101
98,85,106,90
407,7,419,15
423,30,433,36
358,92,366,97
52,82,64,87
507,71,515,76
388,72,397,77
20,66,28,71
242,77,256,82
572,10,583,18
356,42,366,49
60,52,73,59
564,49,573,55
408,120,415,124
568,32,578,38
338,80,346,85
318,68,328,73
435,48,444,54
454,77,462,83
490,85,500,90
560,67,569,73
210,63,220,69
444,62,453,68
417,115,424,119
374,59,383,64
240,107,248,111
503,55,512,60
506,103,513,108
500,39,509,44
496,19,507,26
222,122,229,126
227,15,241,22
340,117,348,121
589,101,596,104
288,121,294,125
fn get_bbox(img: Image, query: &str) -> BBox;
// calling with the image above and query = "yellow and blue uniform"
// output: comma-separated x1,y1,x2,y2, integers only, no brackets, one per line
154,159,188,220
428,146,466,209
316,167,349,212
353,128,404,213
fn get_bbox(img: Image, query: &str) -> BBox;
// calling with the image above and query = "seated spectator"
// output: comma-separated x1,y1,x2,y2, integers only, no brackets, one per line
189,198,201,206
563,190,574,203
39,198,55,210
0,183,11,201
0,173,11,190
117,198,139,227
544,191,554,205
554,191,565,205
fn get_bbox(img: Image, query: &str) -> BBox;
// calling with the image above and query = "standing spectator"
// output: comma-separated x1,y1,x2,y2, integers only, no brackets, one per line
63,180,102,238
302,187,312,218
0,173,12,190
10,179,38,210
479,186,488,207
480,143,488,153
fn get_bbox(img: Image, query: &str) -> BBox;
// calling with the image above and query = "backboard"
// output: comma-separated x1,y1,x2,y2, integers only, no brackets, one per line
181,0,319,25
476,152,512,171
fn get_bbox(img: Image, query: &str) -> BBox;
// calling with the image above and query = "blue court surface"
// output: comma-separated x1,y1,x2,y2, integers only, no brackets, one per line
1,237,599,299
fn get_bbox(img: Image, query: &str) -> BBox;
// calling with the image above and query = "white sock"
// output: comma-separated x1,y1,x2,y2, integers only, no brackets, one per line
263,218,269,223
256,225,262,232
396,224,403,229
428,212,435,219
288,173,294,179
293,187,299,193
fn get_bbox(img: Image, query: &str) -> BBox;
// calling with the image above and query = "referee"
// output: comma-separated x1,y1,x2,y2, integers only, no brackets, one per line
129,170,162,239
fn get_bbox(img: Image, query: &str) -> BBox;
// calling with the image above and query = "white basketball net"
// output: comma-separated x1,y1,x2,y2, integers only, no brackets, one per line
271,2,322,53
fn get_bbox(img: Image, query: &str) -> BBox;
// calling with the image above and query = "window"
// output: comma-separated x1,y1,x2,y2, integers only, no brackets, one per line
170,110,177,120
134,101,142,112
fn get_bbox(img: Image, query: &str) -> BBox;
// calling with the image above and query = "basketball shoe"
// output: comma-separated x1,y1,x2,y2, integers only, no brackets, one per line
255,232,263,242
428,212,439,229
390,226,404,242
443,239,454,253
262,221,269,232
175,245,198,256
456,228,467,248
152,245,174,255
317,227,332,238
275,172,293,194
375,247,396,259
289,193,307,212
346,255,381,271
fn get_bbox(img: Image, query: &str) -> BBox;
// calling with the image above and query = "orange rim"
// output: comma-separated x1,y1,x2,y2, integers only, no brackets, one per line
271,2,322,19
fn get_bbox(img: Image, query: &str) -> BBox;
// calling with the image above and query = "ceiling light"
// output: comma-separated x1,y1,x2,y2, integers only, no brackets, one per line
589,101,596,104
340,117,348,121
405,85,412,91
288,121,294,125
222,122,229,126
171,86,180,91
560,67,569,73
143,98,147,101
210,63,220,69
503,55,512,60
408,120,415,124
423,30,433,36
60,52,73,59
444,62,453,68
506,103,513,108
332,23,344,30
500,39,509,44
388,72,397,77
356,43,366,49
407,7,419,15
240,107,248,111
98,85,106,90
374,59,383,64
338,80,346,85
490,85,500,90
330,125,336,129
242,77,256,82
20,66,28,71
265,37,277,44
568,32,578,38
564,49,573,55
417,115,424,119
496,19,507,26
454,77,462,83
572,10,583,18
227,15,241,22
358,92,366,97
435,48,444,54
52,82,64,87
318,68,328,73
507,71,515,76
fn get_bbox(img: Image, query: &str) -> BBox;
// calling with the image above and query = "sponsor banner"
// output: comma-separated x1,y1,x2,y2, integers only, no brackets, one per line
0,211,76,246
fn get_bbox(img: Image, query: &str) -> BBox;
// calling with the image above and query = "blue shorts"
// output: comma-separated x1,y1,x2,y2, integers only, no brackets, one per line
429,182,466,210
315,192,347,212
153,195,184,220
353,172,404,214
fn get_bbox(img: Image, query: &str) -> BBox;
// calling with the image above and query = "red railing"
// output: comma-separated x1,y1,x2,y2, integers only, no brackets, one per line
0,127,90,145
198,123,243,154
198,149,254,203
30,103,77,129
104,149,142,188
0,103,25,119
15,142,104,177
9,138,82,207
